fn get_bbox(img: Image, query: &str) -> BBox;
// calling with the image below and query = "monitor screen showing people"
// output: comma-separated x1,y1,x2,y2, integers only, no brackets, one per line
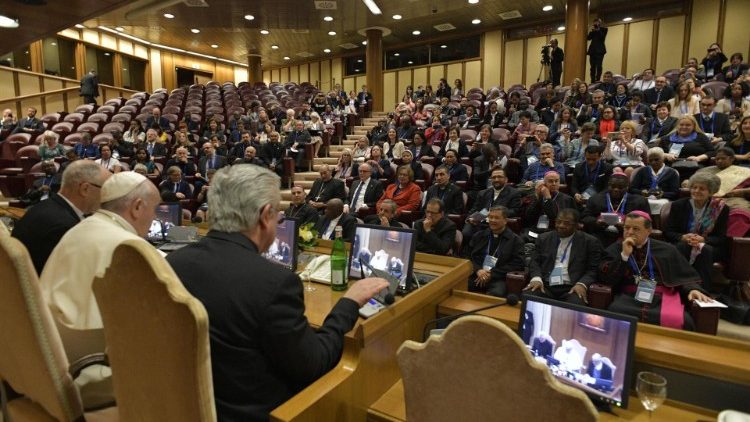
262,217,297,271
349,224,416,287
147,202,182,242
518,295,637,408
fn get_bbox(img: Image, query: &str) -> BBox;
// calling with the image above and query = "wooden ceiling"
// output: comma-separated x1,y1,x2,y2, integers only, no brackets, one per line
0,0,132,54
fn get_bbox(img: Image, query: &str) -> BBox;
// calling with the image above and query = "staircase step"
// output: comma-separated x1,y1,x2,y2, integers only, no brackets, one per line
313,157,339,165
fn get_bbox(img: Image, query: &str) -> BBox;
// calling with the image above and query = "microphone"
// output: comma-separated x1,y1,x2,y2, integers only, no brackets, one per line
421,294,519,341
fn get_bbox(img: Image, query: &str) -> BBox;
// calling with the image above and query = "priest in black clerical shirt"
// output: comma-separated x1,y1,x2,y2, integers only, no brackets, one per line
305,164,346,214
423,165,464,215
415,199,456,256
571,146,613,207
582,172,649,246
524,170,575,241
285,185,319,227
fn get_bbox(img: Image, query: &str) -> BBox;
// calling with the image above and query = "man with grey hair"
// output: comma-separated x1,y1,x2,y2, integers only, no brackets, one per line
165,165,388,421
521,142,566,186
364,199,401,227
234,145,264,166
12,160,111,274
306,164,346,212
630,147,680,200
39,171,160,408
344,162,383,214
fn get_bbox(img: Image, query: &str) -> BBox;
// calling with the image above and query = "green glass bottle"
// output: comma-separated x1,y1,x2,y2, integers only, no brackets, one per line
330,226,348,291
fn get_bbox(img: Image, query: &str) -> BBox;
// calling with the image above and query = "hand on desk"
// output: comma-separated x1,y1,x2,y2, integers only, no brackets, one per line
347,278,390,307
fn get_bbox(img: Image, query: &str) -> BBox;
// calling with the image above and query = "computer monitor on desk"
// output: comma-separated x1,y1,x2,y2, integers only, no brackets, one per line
518,295,637,410
262,217,298,271
147,202,181,243
349,224,416,290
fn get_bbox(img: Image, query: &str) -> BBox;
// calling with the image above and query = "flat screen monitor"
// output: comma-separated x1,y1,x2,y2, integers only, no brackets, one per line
348,224,416,288
517,295,637,409
147,202,182,242
262,217,298,271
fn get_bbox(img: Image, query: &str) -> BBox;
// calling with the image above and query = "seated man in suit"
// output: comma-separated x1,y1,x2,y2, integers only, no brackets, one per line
139,128,168,157
521,142,566,186
197,142,229,179
694,96,733,145
285,119,312,170
587,353,613,382
284,185,319,227
582,172,649,246
600,211,712,330
234,146,265,166
423,165,464,215
12,106,44,134
144,107,171,132
524,170,575,240
415,198,456,256
306,164,347,213
158,166,193,200
524,208,603,305
20,160,61,205
363,199,402,228
345,162,384,214
164,146,197,179
468,206,525,296
462,168,522,253
314,198,357,242
531,332,555,359
643,76,674,109
571,145,614,207
630,147,680,200
12,160,110,274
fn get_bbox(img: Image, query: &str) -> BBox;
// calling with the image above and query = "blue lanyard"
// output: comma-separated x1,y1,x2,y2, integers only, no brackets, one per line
650,119,662,137
698,114,715,134
649,166,666,190
628,239,655,280
686,202,708,233
487,233,502,257
584,160,601,183
606,192,628,214
535,162,551,181
557,237,574,264
438,187,447,201
489,187,503,208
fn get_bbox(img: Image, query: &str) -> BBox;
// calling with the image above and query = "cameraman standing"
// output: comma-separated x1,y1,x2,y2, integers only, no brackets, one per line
587,18,608,83
550,39,564,87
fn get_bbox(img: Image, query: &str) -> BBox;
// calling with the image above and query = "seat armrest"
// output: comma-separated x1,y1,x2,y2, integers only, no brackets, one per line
506,271,528,297
69,352,109,379
688,301,720,335
588,283,613,309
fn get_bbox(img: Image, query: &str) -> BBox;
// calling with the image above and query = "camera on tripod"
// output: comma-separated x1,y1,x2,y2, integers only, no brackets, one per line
541,44,551,65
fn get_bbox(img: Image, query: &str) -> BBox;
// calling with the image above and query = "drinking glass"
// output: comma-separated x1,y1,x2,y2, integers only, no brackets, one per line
636,371,667,419
302,271,316,292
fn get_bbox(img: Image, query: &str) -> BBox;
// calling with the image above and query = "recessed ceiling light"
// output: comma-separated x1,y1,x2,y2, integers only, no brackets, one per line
328,31,336,36
355,69,360,72
357,59,363,63
210,44,219,48
557,26,565,31
394,53,400,57
191,28,200,33
407,60,413,64
623,17,633,22
163,13,175,19
472,18,481,24
115,26,124,31
75,24,85,29
362,0,383,15
51,42,57,46
260,29,269,35
392,14,402,20
440,44,447,48
244,14,255,21
122,68,128,71
271,45,279,49
104,52,110,56
283,56,290,60
542,5,553,11
323,16,333,21
362,40,367,45
468,0,479,3
412,30,421,35
323,48,331,53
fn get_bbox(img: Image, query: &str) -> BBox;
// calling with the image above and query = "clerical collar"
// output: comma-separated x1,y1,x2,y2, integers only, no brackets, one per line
559,233,574,241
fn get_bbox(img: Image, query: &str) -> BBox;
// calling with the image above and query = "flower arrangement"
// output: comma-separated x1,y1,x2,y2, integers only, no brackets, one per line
298,222,318,249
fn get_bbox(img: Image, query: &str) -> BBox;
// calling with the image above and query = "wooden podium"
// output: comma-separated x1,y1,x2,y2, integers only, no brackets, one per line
270,242,473,422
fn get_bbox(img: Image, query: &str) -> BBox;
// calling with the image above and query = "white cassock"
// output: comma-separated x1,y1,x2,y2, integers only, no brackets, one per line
39,209,148,408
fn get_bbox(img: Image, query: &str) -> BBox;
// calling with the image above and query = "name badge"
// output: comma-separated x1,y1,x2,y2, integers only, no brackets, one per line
550,265,564,286
527,155,539,165
704,132,714,139
669,143,684,156
634,277,657,304
537,214,550,230
583,186,597,199
483,255,498,271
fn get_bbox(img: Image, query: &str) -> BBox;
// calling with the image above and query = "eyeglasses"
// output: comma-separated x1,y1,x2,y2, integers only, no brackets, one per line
87,181,103,189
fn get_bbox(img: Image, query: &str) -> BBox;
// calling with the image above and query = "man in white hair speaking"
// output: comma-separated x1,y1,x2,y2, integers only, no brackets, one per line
166,164,388,421
39,171,160,409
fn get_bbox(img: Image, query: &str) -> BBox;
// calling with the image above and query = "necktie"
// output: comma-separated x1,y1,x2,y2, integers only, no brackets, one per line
351,181,364,208
656,90,661,102
148,143,154,155
174,183,178,193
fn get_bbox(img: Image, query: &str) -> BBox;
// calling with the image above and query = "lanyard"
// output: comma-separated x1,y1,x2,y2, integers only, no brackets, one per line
628,239,655,279
489,187,504,208
687,202,709,233
534,162,551,181
584,160,601,184
649,166,666,190
650,118,664,137
315,181,328,200
613,96,626,107
438,187,447,201
486,233,502,257
698,114,715,134
606,192,628,214
557,237,574,264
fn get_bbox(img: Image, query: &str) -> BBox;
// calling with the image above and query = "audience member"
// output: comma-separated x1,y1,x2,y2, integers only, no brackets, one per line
133,147,160,177
363,199,402,227
415,198,457,256
38,130,66,160
524,171,575,238
306,164,347,212
12,107,44,134
19,160,61,205
643,102,678,144
74,133,99,159
424,165,465,215
145,107,170,132
587,18,608,82
521,143,566,185
694,96,733,145
314,198,357,242
571,145,613,206
94,144,122,173
159,166,192,200
582,172,650,245
345,163,384,214
630,147,680,200
377,165,422,215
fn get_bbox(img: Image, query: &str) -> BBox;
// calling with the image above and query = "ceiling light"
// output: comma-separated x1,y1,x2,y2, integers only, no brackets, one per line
472,18,481,24
394,53,400,57
392,14,402,20
357,59,363,63
244,14,255,21
210,44,219,48
51,42,57,46
323,48,332,53
468,0,479,3
355,69,360,72
542,5,553,11
362,0,383,15
412,30,421,35
260,29,269,35
283,56,290,60
407,60,413,64
440,44,447,48
557,26,565,31
115,27,124,32
75,24,85,29
104,52,110,56
362,40,367,45
323,16,333,21
122,68,127,71
271,45,279,49
163,13,175,19
623,17,633,22
328,31,336,36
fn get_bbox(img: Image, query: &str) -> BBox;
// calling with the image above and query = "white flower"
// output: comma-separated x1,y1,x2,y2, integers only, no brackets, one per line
300,230,313,242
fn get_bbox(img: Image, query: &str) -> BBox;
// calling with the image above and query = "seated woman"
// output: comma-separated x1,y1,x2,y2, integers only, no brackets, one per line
365,145,393,181
728,115,750,166
630,147,680,200
664,173,728,292
38,130,66,160
549,107,578,144
594,105,620,141
410,131,434,161
383,127,406,159
412,100,430,128
470,124,496,161
201,118,225,145
94,144,122,174
697,147,750,236
716,83,750,131
565,81,592,110
171,130,198,157
668,82,700,117
305,112,325,158
608,82,630,110
438,126,469,160
133,147,160,177
123,119,145,144
333,148,358,179
559,122,599,168
424,115,447,145
658,116,714,170
603,120,647,173
376,165,422,215
400,150,423,181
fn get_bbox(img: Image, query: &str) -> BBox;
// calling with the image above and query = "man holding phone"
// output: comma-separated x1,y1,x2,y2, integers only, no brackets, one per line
587,18,608,83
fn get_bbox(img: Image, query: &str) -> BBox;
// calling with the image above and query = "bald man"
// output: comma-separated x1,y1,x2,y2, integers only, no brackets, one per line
306,164,346,212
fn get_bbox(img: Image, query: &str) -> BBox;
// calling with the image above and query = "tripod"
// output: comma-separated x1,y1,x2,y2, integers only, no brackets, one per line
536,61,551,83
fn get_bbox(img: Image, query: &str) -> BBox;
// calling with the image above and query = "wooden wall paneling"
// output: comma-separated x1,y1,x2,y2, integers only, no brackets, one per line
17,73,39,97
723,0,750,61
412,67,427,92
310,62,320,87
626,20,654,77
429,65,443,89
525,36,547,87
0,69,16,99
621,24,630,76
602,24,625,77
118,39,134,56
148,47,161,90
101,33,117,50
271,68,280,83
64,80,78,111
290,66,299,84
331,58,343,88
263,70,271,85
503,39,523,89
383,71,397,110
44,78,65,113
687,0,720,62
656,15,686,73
397,70,411,102
82,29,99,45
320,60,331,91
483,30,503,89
445,63,462,89
355,75,367,92
464,60,482,92
299,64,309,83
280,67,290,83
342,77,355,94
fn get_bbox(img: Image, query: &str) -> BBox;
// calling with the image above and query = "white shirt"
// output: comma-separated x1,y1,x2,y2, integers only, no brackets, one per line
322,213,343,239
351,178,370,211
555,234,574,284
95,157,121,172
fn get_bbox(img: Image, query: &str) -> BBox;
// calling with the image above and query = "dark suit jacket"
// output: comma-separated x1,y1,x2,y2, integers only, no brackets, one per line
663,197,729,250
629,166,680,199
144,116,170,131
79,73,99,98
532,338,554,358
587,362,613,381
643,86,674,106
483,112,503,128
166,232,360,421
140,141,168,157
198,154,229,174
525,192,576,229
658,133,715,160
582,192,650,233
424,183,464,215
410,144,434,161
587,26,608,55
284,203,319,227
445,163,469,183
164,159,197,178
314,213,357,242
643,117,677,142
415,217,456,255
529,230,603,287
363,215,402,228
470,186,522,217
158,180,192,198
306,178,346,205
468,227,525,283
11,194,80,274
571,160,613,196
285,130,312,148
347,178,384,209
693,112,733,143
12,117,44,133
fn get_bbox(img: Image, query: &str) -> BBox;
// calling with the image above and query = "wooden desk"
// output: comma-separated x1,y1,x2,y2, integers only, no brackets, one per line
367,380,718,422
269,245,473,422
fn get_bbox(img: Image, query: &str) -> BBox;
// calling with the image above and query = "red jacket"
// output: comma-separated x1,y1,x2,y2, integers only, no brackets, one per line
378,182,422,214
